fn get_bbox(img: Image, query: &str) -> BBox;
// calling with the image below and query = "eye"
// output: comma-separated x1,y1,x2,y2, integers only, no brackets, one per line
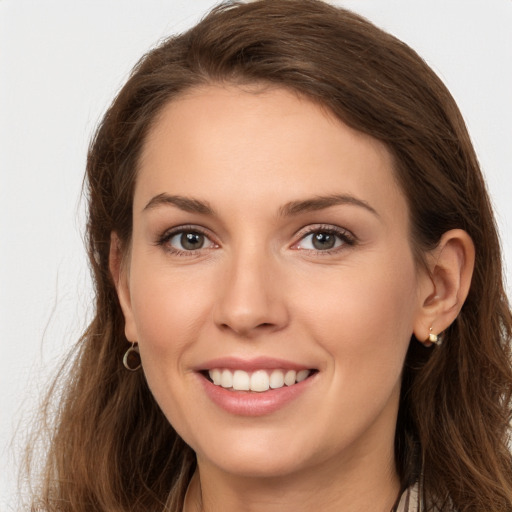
299,231,343,251
170,231,207,250
158,227,217,254
294,226,355,252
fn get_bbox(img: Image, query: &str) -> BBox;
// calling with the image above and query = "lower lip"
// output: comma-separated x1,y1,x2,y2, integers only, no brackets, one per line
199,373,316,416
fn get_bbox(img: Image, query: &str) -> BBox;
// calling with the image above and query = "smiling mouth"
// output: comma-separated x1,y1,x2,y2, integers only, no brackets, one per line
203,368,317,392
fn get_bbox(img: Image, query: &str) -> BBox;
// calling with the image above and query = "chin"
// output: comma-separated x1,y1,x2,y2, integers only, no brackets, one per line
189,426,334,481
199,449,312,480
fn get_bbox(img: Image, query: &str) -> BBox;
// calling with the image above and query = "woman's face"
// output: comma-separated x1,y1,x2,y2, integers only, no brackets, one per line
117,85,430,480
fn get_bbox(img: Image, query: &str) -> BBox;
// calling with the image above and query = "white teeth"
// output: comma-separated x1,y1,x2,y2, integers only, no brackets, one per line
210,369,222,385
208,368,312,392
220,369,233,388
284,370,297,386
250,370,270,392
232,370,250,391
296,369,310,382
269,369,285,389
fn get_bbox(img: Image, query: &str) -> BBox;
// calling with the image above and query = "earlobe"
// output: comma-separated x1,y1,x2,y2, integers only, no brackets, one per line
413,229,475,345
109,232,138,342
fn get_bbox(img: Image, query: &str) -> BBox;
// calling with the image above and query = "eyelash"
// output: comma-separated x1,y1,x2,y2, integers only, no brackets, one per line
156,224,356,256
156,225,217,256
292,224,356,255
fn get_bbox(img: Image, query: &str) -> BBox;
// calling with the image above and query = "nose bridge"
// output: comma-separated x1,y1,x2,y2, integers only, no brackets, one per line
214,238,288,337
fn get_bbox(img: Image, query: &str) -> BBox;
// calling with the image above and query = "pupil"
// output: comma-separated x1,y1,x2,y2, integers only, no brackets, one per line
313,232,335,250
181,232,204,250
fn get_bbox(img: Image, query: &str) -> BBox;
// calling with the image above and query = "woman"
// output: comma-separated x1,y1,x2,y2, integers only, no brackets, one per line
27,1,512,510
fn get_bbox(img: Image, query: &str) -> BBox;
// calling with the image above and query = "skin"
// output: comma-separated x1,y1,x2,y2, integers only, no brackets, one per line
112,85,474,512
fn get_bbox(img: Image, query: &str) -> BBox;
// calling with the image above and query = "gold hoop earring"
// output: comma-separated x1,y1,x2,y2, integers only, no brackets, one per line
123,342,141,371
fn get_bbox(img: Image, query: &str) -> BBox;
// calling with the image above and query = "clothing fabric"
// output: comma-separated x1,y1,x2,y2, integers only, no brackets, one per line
395,483,421,512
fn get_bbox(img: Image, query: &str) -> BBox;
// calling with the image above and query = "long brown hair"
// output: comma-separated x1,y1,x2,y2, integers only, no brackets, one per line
27,1,512,510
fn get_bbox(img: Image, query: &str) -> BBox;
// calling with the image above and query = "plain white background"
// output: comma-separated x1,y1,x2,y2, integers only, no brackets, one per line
1,1,511,508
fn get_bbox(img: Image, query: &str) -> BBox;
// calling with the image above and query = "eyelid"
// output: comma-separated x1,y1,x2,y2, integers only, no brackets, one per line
155,223,355,256
156,224,219,254
291,224,356,252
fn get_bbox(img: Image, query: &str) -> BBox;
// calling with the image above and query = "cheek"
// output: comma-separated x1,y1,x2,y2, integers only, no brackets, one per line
128,265,211,429
295,254,418,379
128,260,212,362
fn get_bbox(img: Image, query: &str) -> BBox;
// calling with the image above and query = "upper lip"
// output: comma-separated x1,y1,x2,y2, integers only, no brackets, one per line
195,356,314,372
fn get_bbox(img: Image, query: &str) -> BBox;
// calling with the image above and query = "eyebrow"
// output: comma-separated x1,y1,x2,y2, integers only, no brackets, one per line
279,194,379,217
142,192,378,217
143,193,214,215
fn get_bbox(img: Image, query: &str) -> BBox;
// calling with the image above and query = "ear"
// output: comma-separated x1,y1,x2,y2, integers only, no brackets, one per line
413,229,475,345
109,232,139,342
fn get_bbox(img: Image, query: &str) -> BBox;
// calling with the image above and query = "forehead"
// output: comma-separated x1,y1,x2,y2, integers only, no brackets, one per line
136,85,406,225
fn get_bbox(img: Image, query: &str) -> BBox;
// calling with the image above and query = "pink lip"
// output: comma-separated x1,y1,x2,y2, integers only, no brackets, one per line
196,356,311,372
195,357,317,416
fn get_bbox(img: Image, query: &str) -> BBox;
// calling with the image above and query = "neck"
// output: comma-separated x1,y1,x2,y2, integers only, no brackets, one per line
184,448,400,512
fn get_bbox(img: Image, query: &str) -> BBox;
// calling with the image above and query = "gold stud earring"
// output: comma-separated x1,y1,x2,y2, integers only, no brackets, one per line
123,342,141,371
426,327,442,346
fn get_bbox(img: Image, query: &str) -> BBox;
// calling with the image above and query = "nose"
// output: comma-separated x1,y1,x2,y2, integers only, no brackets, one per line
213,246,289,338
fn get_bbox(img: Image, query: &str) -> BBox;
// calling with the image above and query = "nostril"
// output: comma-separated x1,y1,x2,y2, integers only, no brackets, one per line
218,321,277,336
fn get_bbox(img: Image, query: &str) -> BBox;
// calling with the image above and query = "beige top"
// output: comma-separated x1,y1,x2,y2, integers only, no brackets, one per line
395,483,421,512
